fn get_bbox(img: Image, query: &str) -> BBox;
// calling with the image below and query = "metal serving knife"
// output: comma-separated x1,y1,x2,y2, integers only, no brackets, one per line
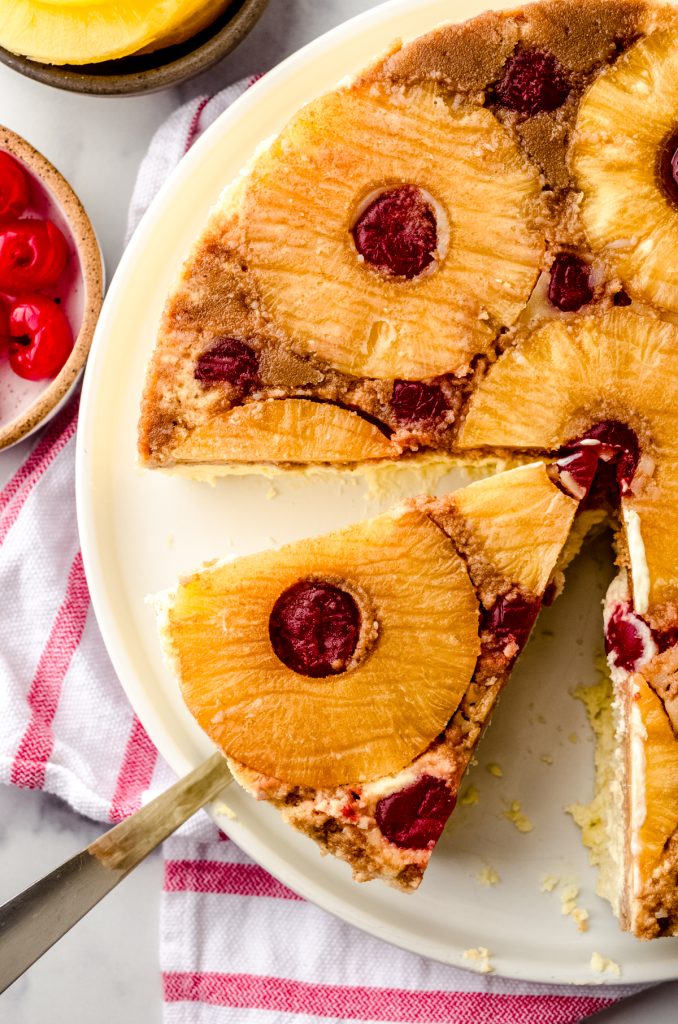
0,751,232,993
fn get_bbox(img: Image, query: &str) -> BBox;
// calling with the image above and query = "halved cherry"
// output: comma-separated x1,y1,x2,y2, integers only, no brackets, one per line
392,380,447,427
555,420,640,501
483,594,540,653
0,219,69,293
8,295,73,381
605,602,650,672
269,580,361,678
495,49,570,115
0,152,30,222
376,775,456,849
352,186,438,279
547,254,593,313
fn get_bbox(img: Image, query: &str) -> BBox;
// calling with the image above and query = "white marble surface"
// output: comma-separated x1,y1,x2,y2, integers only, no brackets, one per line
0,1,677,1020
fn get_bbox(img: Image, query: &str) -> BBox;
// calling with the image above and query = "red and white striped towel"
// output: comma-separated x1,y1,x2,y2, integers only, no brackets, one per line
0,82,646,1024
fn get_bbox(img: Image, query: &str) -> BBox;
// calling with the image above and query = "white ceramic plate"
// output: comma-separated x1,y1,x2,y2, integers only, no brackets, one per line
76,0,678,984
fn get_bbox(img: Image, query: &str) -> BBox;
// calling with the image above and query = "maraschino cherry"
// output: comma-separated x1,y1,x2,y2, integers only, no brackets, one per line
376,775,456,849
8,295,73,380
391,380,447,427
0,152,30,222
0,219,68,292
269,580,361,678
352,186,437,279
495,49,570,115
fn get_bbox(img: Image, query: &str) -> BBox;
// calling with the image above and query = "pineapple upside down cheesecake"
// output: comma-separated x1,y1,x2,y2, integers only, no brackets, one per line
142,0,678,940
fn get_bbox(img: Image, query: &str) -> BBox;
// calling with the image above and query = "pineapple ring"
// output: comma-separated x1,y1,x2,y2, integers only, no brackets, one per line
169,508,480,788
573,31,678,314
242,84,545,380
458,309,678,617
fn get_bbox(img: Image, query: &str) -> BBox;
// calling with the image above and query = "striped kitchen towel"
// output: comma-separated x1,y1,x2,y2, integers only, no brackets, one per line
0,81,645,1024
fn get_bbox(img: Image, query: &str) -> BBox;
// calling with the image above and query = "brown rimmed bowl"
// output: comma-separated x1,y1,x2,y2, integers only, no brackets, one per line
0,127,104,451
0,0,269,97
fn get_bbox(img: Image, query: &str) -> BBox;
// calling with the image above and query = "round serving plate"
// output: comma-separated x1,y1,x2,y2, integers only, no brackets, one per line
76,0,678,985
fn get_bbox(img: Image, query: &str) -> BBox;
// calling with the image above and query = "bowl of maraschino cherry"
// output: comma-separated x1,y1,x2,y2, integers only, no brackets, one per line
0,126,103,450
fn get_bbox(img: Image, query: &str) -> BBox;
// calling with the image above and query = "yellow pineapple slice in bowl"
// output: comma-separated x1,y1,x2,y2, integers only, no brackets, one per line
242,82,544,380
459,309,678,622
170,398,399,466
0,0,232,65
572,31,678,313
165,508,479,789
137,0,234,54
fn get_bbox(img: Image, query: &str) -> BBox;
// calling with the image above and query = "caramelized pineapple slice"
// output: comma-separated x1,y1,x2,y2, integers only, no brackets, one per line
573,31,678,312
168,509,479,788
459,310,678,616
172,398,398,465
242,83,544,380
634,676,678,877
450,462,577,595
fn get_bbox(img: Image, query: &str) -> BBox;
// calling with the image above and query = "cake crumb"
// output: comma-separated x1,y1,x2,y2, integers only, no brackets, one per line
590,952,621,976
503,800,533,832
541,874,560,893
463,947,494,974
486,763,503,778
560,883,579,913
265,485,278,500
568,731,580,744
212,798,237,821
560,884,590,931
540,753,554,765
476,865,501,886
571,907,590,932
460,783,480,806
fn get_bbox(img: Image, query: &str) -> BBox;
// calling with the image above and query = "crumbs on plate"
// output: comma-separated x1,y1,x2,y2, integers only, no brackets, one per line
463,947,494,974
590,952,621,976
503,800,533,832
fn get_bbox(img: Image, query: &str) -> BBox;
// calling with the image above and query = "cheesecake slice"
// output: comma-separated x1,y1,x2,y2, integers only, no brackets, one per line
159,463,577,889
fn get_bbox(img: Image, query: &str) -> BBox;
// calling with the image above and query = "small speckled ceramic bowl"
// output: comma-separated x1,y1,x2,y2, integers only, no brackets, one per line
0,0,269,97
0,127,104,451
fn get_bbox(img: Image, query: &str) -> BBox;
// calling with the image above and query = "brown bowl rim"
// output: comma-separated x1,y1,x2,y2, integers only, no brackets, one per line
0,126,104,450
0,0,269,96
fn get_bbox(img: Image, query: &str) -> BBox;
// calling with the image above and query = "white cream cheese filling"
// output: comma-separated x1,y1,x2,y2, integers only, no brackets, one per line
622,507,650,615
361,765,419,801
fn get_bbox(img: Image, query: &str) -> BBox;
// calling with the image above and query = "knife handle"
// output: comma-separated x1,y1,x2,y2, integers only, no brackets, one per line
0,751,231,992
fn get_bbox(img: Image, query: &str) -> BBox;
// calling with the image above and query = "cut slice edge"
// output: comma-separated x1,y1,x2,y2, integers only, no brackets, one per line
576,570,678,938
